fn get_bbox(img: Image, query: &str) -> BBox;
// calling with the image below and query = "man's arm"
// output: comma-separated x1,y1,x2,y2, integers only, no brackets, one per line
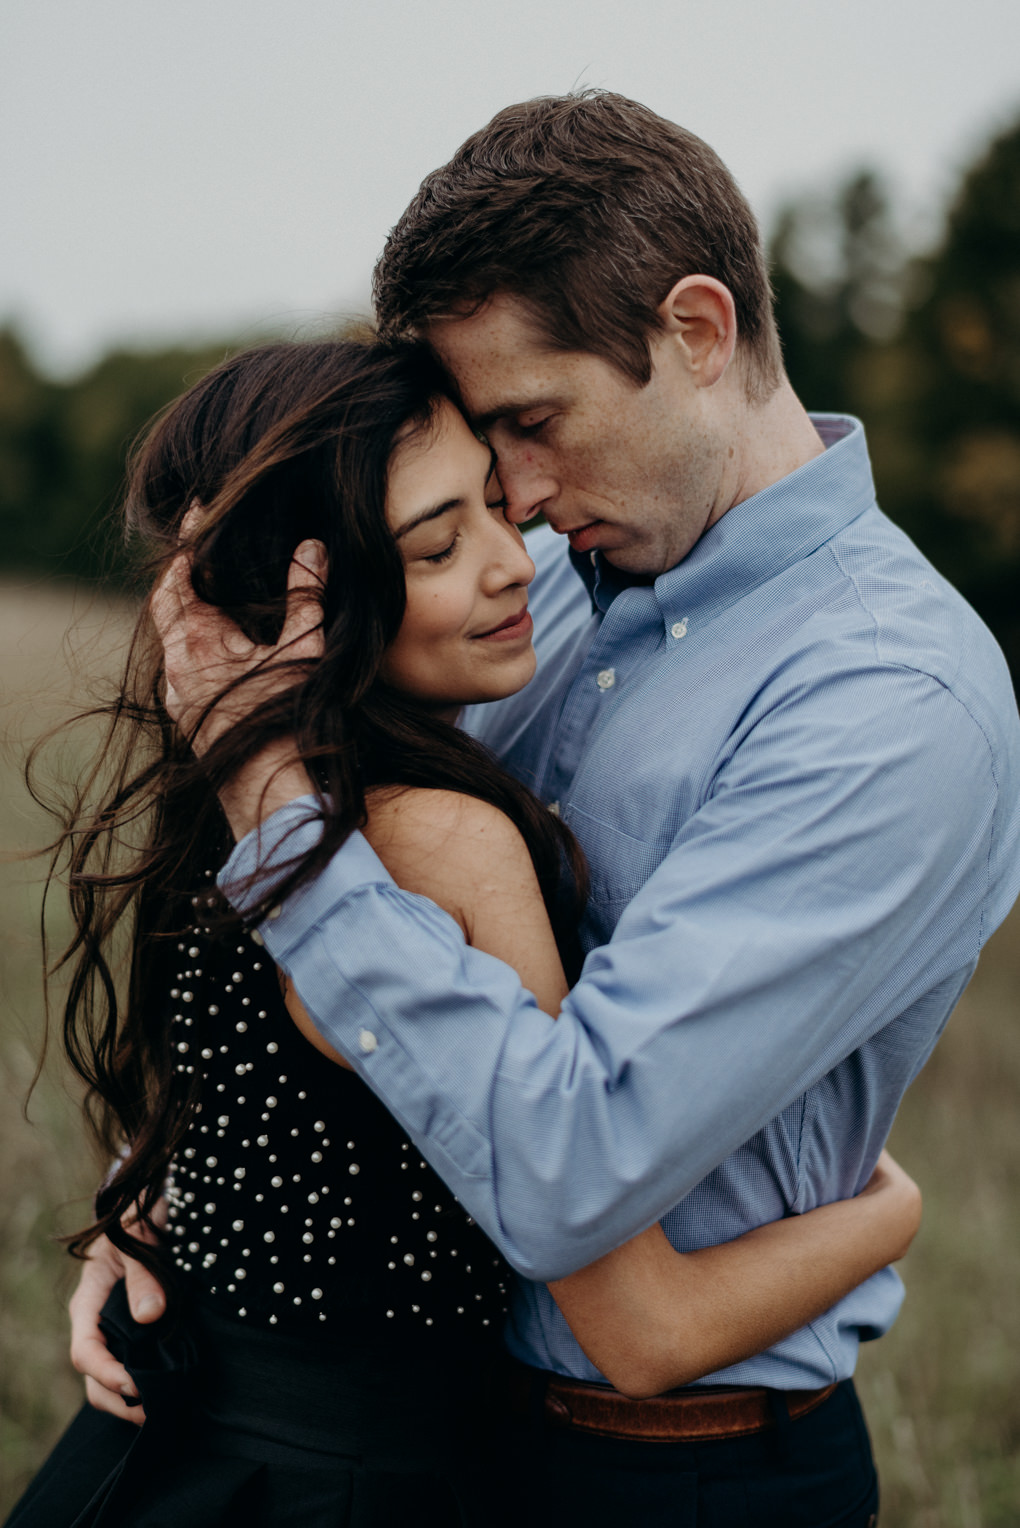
225,663,1008,1282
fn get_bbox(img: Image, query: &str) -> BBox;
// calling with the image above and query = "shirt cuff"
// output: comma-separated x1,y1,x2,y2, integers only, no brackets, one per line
217,796,397,941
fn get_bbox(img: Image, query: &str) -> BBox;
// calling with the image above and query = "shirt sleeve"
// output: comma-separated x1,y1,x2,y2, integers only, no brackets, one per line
220,663,999,1282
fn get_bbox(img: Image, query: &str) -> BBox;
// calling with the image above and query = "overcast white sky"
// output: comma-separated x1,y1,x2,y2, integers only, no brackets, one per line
4,0,1020,375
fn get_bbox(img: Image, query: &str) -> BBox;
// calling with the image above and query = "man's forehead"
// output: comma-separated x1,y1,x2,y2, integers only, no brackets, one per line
427,296,560,408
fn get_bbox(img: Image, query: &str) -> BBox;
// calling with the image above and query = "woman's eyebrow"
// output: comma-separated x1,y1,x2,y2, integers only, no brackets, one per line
394,499,462,540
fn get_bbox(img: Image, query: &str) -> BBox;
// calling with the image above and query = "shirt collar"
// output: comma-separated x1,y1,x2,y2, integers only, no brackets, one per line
570,415,876,631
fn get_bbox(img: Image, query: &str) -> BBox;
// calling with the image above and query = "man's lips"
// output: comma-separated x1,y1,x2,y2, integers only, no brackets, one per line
554,520,604,554
473,606,533,641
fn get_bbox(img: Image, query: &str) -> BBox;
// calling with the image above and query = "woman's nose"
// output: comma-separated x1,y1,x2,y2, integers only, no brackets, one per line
486,513,535,590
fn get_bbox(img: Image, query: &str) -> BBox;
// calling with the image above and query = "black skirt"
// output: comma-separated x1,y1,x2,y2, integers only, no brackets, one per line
6,1283,511,1528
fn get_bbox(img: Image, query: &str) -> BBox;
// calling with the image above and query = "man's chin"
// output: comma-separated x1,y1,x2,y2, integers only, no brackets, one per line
590,538,665,579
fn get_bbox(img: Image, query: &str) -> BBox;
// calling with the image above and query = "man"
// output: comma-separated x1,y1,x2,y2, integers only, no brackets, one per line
73,92,1020,1524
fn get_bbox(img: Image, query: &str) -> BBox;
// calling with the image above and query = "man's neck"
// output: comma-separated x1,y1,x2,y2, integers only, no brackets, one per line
714,379,827,523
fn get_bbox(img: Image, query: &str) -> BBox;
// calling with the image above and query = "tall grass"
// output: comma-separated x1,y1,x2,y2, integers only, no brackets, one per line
855,910,1020,1526
0,581,136,1511
1,581,1017,1524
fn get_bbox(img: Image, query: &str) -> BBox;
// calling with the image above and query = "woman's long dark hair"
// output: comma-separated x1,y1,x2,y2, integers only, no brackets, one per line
38,338,587,1286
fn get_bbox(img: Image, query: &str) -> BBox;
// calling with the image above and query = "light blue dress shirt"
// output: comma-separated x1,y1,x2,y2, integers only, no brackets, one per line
222,417,1020,1388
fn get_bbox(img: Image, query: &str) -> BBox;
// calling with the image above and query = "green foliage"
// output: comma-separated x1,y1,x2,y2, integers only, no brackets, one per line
770,117,1020,683
0,334,236,587
771,169,906,415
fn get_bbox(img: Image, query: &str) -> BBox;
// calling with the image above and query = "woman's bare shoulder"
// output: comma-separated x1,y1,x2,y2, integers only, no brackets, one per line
362,787,535,930
364,785,527,853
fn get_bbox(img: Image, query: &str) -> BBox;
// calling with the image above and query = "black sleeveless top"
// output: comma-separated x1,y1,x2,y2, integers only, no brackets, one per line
164,881,509,1343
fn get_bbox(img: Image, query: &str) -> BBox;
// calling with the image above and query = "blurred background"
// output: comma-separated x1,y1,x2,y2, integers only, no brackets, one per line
2,3,1019,1523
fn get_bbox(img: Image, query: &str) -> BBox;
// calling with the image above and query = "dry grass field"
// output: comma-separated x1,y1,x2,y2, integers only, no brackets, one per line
1,579,1017,1525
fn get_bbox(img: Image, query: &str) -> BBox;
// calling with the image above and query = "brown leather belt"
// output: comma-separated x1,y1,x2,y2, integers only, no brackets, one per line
509,1368,839,1443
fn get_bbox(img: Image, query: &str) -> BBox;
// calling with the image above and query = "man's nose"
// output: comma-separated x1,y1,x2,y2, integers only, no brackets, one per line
498,453,557,526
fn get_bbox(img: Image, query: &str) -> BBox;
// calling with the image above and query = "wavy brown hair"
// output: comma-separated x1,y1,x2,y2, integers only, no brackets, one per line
34,337,587,1290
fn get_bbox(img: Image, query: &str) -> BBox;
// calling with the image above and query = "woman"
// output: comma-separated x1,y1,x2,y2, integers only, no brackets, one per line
10,339,919,1527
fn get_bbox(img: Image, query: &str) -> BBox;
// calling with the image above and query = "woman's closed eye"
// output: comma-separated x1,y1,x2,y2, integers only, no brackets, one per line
423,533,460,565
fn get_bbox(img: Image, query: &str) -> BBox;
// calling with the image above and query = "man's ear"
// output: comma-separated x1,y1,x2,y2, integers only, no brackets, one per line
656,276,737,387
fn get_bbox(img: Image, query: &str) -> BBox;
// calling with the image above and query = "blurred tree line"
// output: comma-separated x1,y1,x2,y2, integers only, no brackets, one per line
0,336,233,588
772,114,1020,682
1,116,1019,677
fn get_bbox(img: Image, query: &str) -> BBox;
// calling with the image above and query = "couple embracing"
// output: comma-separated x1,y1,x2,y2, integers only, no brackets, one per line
11,91,1019,1528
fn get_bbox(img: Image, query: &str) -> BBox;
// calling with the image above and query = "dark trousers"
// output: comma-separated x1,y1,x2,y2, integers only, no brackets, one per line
488,1377,879,1528
5,1289,502,1528
8,1286,879,1527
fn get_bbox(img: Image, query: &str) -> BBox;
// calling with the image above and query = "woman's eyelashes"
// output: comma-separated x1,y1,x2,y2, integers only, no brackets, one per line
423,533,460,565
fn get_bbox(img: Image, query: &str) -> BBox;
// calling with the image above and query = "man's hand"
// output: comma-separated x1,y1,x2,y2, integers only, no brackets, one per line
69,1205,168,1425
150,515,326,838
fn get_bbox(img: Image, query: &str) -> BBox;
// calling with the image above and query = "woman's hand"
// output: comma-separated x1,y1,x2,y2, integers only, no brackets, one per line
550,1149,923,1398
150,517,327,758
856,1148,922,1261
150,514,327,839
68,1203,169,1426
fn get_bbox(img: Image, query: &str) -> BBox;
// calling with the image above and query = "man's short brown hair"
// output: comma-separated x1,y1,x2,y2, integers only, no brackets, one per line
373,90,783,401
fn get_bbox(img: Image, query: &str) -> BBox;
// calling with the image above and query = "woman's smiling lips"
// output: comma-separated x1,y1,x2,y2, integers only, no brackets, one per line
473,605,533,642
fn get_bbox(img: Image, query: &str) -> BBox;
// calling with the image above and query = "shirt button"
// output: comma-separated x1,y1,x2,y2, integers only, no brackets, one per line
250,929,265,946
358,1029,379,1055
266,905,282,921
596,668,616,691
548,801,560,817
671,619,689,640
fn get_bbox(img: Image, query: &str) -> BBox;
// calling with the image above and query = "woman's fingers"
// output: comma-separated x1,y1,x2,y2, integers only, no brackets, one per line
151,530,324,753
121,1200,169,1323
291,538,327,588
84,1375,146,1426
179,500,205,541
68,1241,140,1406
149,549,191,649
279,540,327,657
68,1206,170,1422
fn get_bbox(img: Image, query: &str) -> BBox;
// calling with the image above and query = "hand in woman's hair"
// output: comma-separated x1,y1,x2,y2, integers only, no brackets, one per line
151,510,327,757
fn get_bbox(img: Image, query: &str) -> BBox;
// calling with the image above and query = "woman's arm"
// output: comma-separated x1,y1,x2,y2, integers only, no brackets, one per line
284,788,921,1398
548,1152,919,1397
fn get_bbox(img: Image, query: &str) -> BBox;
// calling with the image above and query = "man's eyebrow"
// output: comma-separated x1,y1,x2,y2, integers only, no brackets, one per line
393,499,462,540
